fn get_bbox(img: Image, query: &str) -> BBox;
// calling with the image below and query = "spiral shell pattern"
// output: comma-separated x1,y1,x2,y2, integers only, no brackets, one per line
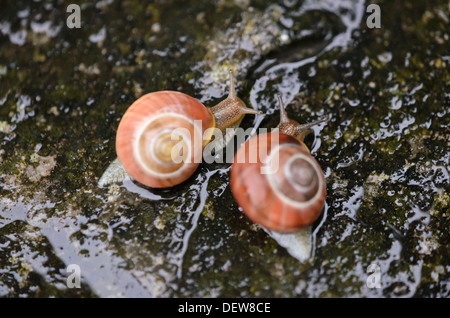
230,132,326,231
116,91,215,188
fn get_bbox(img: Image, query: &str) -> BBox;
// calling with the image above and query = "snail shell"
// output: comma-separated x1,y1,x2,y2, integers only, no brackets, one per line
230,131,326,232
116,91,215,188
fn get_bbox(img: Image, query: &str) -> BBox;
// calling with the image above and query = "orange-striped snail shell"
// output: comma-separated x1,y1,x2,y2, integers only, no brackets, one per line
230,95,327,232
115,70,261,188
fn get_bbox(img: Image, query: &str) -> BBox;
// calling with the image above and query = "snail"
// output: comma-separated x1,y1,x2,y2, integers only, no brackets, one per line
230,95,327,232
99,69,262,188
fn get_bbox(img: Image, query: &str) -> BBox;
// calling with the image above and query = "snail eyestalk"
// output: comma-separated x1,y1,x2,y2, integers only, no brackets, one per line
240,107,263,115
278,94,289,124
228,69,236,100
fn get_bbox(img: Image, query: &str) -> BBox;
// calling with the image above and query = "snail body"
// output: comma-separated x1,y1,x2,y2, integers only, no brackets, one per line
230,96,327,232
111,70,261,188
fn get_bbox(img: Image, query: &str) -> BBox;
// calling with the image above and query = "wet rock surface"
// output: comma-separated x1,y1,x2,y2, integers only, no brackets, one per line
0,0,448,297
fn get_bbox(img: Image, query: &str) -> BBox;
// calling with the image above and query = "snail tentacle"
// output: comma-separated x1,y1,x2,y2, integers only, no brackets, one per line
227,69,236,100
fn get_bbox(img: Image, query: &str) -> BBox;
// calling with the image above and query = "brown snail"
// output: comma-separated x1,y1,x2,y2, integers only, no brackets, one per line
230,95,327,232
109,69,261,188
